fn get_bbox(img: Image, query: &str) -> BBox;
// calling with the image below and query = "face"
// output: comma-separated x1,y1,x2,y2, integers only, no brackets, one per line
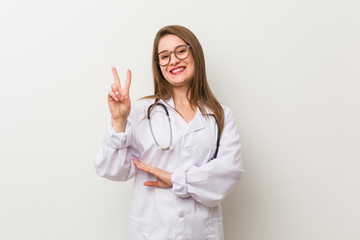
157,34,195,89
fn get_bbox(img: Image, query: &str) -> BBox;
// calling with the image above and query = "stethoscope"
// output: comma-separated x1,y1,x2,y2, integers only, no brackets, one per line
147,100,220,160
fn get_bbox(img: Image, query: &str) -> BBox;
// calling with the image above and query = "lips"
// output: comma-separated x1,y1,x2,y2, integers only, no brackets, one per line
170,66,186,75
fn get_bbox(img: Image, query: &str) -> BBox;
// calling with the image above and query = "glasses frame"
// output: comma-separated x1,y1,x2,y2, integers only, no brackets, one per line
155,44,191,66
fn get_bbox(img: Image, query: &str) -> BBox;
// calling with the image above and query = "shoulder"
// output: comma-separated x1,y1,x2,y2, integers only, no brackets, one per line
220,104,234,120
132,98,154,111
128,98,155,122
202,103,234,123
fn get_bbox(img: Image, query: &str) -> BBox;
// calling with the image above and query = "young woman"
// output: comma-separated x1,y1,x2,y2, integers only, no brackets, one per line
94,25,243,240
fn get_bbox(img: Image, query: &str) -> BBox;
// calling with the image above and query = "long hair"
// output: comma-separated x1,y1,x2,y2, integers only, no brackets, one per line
146,25,224,135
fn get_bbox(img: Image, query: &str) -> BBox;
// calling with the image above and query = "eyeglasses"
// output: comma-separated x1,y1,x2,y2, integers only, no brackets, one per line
155,45,191,66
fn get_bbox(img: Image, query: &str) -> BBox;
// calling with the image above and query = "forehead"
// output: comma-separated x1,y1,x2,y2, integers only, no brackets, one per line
158,34,187,52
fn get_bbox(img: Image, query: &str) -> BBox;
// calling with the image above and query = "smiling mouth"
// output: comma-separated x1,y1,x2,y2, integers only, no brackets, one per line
170,67,186,75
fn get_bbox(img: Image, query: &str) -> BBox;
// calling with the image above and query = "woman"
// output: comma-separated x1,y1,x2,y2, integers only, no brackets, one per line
94,25,243,240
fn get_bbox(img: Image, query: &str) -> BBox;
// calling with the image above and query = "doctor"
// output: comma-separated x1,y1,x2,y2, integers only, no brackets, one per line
94,25,244,240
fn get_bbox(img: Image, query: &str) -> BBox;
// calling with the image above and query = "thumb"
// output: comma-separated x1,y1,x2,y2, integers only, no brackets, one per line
143,181,157,187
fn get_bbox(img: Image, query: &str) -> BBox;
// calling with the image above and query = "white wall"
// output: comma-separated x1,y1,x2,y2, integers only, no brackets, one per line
1,0,359,239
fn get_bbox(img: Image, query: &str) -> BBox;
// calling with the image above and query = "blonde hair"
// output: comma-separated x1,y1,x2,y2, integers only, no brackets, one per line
145,25,224,134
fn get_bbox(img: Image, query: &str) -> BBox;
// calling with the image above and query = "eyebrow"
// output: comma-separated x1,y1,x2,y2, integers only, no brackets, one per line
157,49,168,54
157,44,184,54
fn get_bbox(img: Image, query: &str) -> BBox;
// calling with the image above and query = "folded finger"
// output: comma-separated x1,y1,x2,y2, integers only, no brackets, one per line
108,90,119,102
111,84,120,98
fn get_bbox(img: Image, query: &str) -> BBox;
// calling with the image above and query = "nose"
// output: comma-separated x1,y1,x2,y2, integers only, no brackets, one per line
168,51,180,66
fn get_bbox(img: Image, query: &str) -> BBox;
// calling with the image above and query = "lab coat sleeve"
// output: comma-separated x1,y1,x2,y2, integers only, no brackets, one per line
94,110,139,181
171,107,244,207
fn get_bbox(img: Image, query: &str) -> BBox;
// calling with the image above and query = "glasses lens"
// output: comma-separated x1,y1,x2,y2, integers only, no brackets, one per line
175,45,189,59
156,45,190,66
158,52,170,66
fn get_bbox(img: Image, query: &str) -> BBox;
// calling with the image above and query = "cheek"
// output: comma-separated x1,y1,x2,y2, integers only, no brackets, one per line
186,58,195,71
160,67,168,77
187,62,195,76
160,67,171,82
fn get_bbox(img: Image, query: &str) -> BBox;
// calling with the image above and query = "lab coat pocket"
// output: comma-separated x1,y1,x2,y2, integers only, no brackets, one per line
128,215,151,240
208,217,224,240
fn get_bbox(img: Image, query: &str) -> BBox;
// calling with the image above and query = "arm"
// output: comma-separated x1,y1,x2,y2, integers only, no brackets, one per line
94,117,139,181
171,107,244,207
93,67,138,181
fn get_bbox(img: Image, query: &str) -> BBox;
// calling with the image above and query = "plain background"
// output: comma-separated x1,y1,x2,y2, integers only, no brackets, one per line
1,0,360,239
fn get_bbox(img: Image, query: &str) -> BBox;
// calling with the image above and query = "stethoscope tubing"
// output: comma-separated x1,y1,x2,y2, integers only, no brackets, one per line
211,113,220,160
147,102,173,151
147,100,220,161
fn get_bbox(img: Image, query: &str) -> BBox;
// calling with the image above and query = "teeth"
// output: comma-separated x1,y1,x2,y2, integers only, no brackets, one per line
172,68,184,73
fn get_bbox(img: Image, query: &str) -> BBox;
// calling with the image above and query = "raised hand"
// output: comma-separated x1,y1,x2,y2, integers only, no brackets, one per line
108,67,132,132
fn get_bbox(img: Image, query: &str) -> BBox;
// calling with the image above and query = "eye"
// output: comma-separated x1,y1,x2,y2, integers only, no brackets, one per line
160,54,169,60
176,46,188,56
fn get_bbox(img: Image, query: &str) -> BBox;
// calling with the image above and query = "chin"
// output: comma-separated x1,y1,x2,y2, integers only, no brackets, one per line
167,77,191,87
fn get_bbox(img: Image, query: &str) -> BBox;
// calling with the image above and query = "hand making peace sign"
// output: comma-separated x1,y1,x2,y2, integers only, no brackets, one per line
108,67,132,132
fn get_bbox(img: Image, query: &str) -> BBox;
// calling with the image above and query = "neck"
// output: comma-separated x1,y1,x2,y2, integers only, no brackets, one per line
172,86,192,107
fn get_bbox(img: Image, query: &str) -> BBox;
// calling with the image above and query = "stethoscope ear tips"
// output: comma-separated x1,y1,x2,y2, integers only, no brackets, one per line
169,145,174,150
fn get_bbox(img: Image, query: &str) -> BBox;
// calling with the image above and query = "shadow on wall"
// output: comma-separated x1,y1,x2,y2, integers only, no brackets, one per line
221,174,253,239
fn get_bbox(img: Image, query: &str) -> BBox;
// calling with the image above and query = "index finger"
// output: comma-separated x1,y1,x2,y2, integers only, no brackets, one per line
111,67,121,88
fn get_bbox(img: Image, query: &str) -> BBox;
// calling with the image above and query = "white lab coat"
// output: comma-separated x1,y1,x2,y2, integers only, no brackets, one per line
94,97,244,240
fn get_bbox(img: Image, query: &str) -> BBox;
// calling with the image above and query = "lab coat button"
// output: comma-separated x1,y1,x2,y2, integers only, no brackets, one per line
186,148,192,154
178,211,185,218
